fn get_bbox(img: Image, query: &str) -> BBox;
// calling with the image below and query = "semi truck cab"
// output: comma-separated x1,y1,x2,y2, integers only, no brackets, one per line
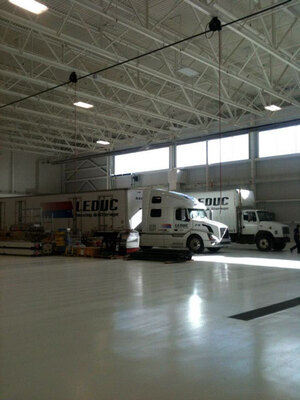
140,189,230,253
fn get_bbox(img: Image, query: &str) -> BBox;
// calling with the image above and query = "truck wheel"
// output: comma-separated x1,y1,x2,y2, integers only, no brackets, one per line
187,235,204,254
207,248,221,253
273,242,286,251
256,235,273,252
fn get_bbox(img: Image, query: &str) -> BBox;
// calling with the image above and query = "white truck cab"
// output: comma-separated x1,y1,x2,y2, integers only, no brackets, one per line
140,189,230,253
240,209,290,251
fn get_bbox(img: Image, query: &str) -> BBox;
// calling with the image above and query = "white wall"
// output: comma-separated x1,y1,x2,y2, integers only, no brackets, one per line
0,150,11,193
0,151,61,195
38,162,62,194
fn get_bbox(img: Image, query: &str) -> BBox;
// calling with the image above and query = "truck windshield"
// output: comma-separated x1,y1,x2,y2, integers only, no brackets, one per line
188,209,207,220
257,211,275,221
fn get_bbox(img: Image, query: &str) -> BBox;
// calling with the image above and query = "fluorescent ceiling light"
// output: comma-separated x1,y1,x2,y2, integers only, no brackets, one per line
9,0,48,14
265,104,281,112
178,67,199,77
96,140,110,145
73,101,94,109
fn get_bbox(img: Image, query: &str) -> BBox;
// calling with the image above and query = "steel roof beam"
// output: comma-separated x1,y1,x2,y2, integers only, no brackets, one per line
0,126,95,153
184,0,300,72
1,9,292,116
73,0,299,106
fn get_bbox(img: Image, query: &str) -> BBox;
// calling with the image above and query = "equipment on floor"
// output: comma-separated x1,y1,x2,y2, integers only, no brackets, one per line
0,240,43,256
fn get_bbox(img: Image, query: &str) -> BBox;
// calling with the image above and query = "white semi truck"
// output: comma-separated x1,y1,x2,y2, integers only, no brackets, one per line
188,189,290,251
0,188,230,253
139,189,230,253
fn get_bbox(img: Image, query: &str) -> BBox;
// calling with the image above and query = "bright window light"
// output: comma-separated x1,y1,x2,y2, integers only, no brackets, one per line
9,0,48,14
259,125,300,158
265,105,281,112
114,147,169,175
73,101,94,109
97,140,110,145
208,134,249,165
176,141,206,168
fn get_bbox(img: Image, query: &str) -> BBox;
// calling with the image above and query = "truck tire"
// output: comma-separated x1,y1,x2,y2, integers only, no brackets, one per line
273,242,286,251
256,234,273,252
187,235,204,254
207,248,221,253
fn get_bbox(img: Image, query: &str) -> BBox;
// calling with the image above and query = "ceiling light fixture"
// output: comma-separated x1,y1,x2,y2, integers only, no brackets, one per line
97,140,110,145
178,67,199,77
9,0,48,14
265,105,281,112
73,101,94,109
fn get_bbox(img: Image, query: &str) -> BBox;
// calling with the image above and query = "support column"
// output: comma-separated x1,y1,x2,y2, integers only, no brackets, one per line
169,144,176,170
35,159,40,194
250,131,257,197
61,164,65,193
107,156,113,190
10,151,15,193
168,145,178,191
205,141,209,191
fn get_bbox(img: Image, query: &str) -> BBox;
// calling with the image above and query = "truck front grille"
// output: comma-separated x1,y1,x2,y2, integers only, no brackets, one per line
282,227,289,236
220,228,230,239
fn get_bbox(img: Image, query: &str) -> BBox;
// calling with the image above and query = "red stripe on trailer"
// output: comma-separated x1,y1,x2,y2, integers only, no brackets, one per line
41,201,73,211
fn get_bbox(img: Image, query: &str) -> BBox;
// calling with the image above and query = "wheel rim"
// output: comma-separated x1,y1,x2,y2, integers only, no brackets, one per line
259,238,269,249
189,238,201,251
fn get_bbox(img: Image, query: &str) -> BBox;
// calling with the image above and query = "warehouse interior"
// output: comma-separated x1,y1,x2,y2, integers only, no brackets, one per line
0,0,300,399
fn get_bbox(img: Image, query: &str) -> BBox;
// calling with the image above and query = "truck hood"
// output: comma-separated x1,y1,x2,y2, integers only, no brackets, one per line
192,218,228,237
258,221,289,231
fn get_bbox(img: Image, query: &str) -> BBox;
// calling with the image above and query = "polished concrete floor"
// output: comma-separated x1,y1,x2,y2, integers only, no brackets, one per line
1,248,300,400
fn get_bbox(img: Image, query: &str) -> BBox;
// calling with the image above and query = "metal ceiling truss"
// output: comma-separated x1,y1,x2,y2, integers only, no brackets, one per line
0,0,299,157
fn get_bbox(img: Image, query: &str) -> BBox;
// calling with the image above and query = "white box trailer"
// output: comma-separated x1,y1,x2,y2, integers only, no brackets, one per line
188,189,290,251
0,189,143,252
0,189,143,232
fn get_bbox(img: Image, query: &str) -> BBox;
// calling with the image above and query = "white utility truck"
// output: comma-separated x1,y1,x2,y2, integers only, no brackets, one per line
140,189,230,253
188,189,290,251
0,188,230,253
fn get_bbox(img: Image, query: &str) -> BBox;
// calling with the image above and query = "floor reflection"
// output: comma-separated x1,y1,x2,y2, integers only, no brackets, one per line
194,255,300,270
